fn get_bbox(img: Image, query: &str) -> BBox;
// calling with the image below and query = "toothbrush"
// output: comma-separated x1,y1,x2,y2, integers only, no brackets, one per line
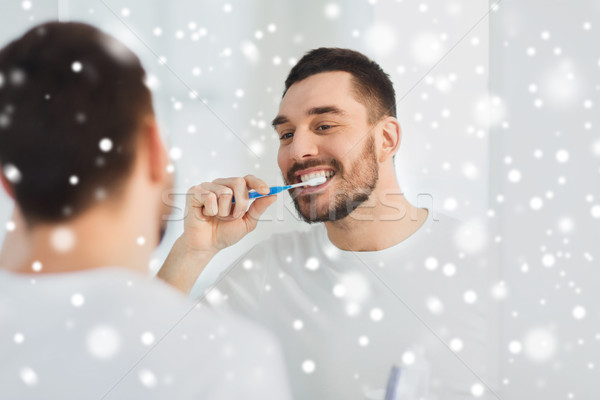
233,176,327,202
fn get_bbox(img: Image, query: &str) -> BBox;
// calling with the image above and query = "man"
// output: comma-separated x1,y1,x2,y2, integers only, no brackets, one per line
0,22,291,399
162,48,498,399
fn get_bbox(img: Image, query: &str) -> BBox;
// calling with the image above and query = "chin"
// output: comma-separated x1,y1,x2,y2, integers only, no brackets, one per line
295,199,335,223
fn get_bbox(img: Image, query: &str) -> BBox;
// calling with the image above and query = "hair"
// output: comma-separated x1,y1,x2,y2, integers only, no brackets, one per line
284,47,396,123
0,21,153,226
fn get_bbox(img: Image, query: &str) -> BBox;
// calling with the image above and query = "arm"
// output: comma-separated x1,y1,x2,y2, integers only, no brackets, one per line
156,238,216,294
158,175,276,294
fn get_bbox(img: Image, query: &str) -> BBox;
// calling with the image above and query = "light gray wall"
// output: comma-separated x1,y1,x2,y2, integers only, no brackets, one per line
490,1,600,398
1,1,597,398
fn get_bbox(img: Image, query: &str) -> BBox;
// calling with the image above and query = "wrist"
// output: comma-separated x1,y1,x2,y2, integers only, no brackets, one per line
157,237,217,294
174,235,219,260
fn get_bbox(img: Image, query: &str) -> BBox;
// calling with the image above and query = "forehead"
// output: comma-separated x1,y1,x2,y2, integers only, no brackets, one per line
278,71,367,120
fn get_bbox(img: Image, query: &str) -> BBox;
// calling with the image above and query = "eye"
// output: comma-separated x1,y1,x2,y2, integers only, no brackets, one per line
279,131,294,140
316,124,333,131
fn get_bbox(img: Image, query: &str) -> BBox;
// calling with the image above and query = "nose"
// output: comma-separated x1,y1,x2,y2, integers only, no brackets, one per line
289,127,318,161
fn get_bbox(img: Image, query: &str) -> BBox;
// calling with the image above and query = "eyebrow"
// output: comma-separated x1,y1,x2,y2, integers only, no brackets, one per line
307,105,347,117
271,115,289,127
271,105,347,127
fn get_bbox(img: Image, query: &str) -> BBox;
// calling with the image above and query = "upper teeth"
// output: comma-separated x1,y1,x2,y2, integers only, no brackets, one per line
300,170,334,182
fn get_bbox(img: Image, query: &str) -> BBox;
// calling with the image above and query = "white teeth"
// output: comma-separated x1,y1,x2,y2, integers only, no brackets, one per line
299,169,334,183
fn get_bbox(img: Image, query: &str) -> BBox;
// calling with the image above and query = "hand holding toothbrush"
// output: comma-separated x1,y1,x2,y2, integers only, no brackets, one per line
158,174,324,293
179,174,325,252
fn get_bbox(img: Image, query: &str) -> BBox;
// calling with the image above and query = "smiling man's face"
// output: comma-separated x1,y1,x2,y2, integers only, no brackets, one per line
274,71,380,223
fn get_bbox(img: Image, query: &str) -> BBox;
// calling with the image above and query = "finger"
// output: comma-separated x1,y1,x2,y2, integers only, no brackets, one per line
186,186,217,217
227,177,250,219
201,182,234,217
244,194,277,232
244,174,270,195
200,192,218,217
212,177,250,218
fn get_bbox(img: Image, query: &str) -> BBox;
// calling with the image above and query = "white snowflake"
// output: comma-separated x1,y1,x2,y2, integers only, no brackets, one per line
304,257,320,271
410,32,443,65
449,338,463,352
71,293,85,307
51,227,76,253
523,328,557,362
508,340,522,354
426,296,444,315
324,3,341,19
3,164,22,183
141,332,155,345
302,360,315,374
463,290,477,304
370,308,384,321
470,383,485,397
99,138,113,152
86,325,121,359
139,369,157,388
401,350,416,365
424,257,438,271
14,333,25,344
572,306,586,320
20,367,38,386
366,24,396,56
71,61,82,73
293,320,304,330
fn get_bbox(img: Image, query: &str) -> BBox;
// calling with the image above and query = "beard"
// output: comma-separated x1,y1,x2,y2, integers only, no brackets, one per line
286,135,379,223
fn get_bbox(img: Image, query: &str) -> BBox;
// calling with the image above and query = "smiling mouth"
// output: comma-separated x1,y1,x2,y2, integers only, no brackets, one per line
296,169,336,184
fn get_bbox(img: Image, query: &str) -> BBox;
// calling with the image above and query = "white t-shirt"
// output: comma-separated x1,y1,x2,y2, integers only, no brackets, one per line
0,267,292,400
201,213,499,400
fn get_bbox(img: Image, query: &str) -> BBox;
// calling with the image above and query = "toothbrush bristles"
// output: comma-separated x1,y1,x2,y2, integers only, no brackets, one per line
306,176,327,186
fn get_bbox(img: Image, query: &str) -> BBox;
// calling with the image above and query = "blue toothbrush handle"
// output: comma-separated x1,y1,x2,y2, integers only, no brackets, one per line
248,186,288,199
233,186,291,203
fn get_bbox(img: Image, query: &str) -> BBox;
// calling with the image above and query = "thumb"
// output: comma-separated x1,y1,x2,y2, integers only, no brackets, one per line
244,195,277,232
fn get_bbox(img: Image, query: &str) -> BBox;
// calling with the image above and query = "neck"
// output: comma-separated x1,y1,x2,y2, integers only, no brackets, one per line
1,138,166,276
324,177,429,252
3,202,156,276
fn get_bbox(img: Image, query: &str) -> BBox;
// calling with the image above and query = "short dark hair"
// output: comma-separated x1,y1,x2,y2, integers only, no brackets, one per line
0,21,153,226
284,48,396,123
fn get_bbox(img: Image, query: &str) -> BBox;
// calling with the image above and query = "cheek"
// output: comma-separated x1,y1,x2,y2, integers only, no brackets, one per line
277,147,289,171
337,133,366,157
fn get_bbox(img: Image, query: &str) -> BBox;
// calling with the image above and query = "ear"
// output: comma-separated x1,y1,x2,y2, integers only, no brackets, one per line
378,117,401,162
0,169,15,200
142,116,169,184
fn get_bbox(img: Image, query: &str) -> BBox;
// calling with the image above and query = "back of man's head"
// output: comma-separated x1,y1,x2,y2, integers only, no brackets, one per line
283,47,396,123
0,22,153,227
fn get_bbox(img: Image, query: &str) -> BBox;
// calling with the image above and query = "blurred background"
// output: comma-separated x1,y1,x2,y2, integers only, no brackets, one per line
0,0,598,398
